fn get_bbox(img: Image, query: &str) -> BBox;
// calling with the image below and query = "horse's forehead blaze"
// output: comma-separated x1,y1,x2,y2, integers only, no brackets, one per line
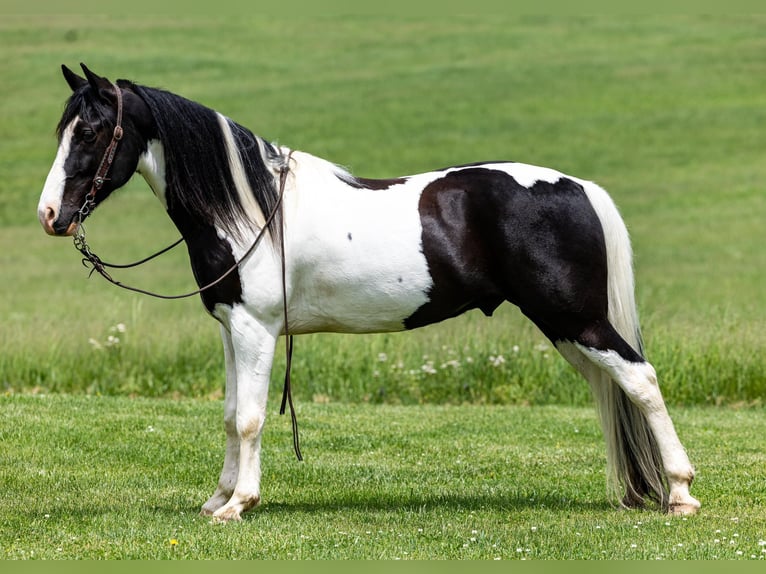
40,118,78,206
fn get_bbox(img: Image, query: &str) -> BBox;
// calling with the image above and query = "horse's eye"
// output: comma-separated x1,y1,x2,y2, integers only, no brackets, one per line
82,128,97,143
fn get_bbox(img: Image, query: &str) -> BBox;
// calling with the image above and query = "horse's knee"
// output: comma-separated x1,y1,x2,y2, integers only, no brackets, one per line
237,414,265,440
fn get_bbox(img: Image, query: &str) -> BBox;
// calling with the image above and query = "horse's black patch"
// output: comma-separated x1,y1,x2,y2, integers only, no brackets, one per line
434,160,513,172
338,175,408,190
182,224,243,313
405,167,608,342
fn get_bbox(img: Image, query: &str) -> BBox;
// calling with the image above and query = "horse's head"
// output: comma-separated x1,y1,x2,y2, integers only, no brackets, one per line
38,64,154,236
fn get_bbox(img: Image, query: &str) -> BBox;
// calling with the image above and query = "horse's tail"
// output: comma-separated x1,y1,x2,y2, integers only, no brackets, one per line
581,181,669,509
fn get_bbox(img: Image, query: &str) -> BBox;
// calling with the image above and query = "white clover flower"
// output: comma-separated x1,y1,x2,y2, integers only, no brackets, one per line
489,355,505,367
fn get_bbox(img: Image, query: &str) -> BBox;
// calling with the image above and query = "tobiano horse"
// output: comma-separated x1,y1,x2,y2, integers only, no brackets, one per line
38,64,699,521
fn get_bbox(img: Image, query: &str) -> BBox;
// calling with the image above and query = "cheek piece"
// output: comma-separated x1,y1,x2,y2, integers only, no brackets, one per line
73,83,124,229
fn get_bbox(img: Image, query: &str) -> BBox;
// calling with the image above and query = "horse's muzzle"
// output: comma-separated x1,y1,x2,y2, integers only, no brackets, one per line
38,205,78,236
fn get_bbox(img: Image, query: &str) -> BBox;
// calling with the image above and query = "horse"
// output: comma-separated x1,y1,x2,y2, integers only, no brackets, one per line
37,64,700,522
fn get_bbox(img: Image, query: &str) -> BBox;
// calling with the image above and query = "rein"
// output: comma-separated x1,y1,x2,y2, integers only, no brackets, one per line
72,83,302,461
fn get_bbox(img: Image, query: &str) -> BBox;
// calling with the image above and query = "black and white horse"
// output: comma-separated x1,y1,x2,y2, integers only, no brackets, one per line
38,64,699,521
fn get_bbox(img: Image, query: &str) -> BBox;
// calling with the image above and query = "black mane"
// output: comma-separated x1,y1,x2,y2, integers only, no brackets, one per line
130,83,283,242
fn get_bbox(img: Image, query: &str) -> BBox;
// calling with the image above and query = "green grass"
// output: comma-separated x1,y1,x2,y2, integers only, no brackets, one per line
1,15,765,560
1,395,764,559
2,14,765,404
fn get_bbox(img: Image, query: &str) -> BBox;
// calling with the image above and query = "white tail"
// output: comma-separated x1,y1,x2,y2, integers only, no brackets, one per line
579,182,669,508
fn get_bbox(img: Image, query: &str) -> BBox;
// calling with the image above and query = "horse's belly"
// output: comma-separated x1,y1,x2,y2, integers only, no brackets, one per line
289,258,433,334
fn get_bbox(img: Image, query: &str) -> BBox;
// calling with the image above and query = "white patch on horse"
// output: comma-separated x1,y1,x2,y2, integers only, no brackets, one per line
503,163,565,188
216,113,267,231
232,151,433,334
137,139,168,209
38,118,76,219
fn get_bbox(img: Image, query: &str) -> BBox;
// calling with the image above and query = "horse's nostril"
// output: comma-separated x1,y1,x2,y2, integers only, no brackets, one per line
39,205,58,235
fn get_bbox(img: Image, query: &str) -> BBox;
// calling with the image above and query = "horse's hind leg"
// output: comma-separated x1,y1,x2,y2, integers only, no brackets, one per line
201,326,240,516
555,322,699,515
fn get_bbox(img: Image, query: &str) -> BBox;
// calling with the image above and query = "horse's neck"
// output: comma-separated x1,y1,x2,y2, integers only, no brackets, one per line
136,139,169,210
135,138,203,238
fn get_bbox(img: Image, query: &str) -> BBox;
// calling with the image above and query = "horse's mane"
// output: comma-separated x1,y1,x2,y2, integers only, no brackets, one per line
130,83,284,242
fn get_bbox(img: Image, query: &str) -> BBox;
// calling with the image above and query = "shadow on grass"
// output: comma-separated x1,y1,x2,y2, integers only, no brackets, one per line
253,491,615,518
6,490,620,526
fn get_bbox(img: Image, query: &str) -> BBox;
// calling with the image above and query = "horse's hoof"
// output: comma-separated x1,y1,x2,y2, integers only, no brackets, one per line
211,506,243,523
669,499,701,516
201,493,230,516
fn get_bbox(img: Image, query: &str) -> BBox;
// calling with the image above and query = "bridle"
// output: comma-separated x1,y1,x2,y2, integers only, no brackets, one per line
71,83,302,460
74,82,124,227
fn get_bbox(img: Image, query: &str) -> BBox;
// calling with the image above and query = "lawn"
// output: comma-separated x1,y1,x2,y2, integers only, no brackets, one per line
0,13,764,561
2,14,765,404
1,395,765,559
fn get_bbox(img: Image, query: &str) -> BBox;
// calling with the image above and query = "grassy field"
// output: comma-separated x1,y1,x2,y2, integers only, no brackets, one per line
1,14,765,405
1,395,765,560
0,14,765,560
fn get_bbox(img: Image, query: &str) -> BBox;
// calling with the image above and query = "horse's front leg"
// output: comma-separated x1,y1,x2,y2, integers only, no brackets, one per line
210,308,278,522
201,325,239,516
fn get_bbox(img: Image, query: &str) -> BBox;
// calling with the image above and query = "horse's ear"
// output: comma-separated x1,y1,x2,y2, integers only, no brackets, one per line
62,65,87,92
80,63,115,103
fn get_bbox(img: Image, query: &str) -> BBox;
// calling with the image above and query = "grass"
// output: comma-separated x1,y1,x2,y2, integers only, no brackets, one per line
1,13,765,560
1,395,765,559
2,14,765,404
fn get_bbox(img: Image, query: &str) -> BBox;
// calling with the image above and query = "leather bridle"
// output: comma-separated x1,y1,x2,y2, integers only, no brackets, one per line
75,82,124,225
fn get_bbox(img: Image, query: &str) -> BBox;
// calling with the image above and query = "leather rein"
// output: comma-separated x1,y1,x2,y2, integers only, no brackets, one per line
72,83,302,461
